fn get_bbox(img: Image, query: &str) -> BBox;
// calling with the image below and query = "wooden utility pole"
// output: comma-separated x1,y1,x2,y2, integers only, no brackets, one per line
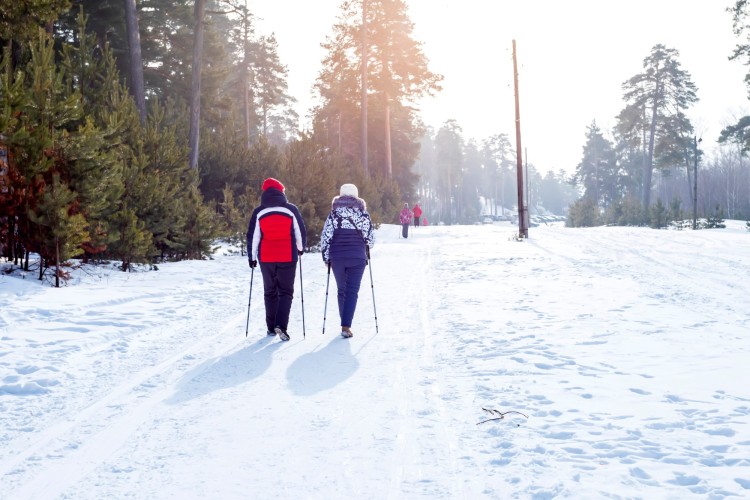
360,0,369,174
512,40,528,238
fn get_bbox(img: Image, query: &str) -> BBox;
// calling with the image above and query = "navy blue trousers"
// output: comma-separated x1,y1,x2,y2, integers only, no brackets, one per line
259,261,297,332
331,257,366,328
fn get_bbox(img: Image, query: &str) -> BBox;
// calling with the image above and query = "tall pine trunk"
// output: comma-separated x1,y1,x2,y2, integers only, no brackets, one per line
644,98,658,210
124,0,146,124
360,0,368,174
188,0,205,169
242,9,251,147
384,91,392,178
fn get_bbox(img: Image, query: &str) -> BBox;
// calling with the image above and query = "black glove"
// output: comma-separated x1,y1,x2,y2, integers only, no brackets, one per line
298,250,304,256
249,260,257,268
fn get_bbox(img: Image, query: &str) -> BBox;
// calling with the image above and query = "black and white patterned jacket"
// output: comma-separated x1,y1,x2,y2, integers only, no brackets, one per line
319,195,374,262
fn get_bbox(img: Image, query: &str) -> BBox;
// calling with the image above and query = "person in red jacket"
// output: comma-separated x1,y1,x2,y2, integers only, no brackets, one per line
247,178,307,341
412,203,423,227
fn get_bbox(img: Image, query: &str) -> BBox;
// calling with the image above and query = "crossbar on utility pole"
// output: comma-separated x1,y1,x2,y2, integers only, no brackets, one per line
512,39,528,238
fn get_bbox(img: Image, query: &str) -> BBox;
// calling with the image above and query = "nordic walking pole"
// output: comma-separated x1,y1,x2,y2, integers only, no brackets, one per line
322,262,331,334
299,254,306,338
245,266,255,337
366,246,379,334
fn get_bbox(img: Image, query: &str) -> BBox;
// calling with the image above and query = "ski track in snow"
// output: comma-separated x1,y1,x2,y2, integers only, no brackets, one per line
1,259,251,499
1,223,750,498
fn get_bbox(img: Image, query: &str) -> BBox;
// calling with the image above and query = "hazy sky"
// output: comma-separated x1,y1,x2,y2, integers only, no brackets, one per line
249,0,749,174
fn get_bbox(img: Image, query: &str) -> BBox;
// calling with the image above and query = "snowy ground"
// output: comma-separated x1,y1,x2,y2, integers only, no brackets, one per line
1,221,750,499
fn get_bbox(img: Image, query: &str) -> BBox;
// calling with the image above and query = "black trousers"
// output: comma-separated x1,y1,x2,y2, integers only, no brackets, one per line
401,223,409,238
259,261,297,332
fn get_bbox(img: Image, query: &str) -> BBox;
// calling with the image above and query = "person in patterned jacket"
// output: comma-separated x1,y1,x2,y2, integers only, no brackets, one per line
247,177,307,341
399,203,412,238
319,183,374,339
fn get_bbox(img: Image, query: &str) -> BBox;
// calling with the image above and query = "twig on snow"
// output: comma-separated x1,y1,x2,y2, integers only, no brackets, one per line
476,407,529,426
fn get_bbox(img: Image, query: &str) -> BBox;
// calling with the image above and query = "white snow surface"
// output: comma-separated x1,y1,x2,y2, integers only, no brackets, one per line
1,222,750,499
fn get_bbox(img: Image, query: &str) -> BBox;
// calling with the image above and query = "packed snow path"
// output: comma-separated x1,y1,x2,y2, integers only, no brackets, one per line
2,223,749,498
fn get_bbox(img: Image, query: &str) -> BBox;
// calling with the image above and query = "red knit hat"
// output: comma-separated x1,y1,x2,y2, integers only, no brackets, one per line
261,177,285,192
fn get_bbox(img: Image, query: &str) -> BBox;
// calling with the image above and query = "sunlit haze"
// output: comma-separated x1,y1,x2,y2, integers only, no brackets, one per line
250,0,749,174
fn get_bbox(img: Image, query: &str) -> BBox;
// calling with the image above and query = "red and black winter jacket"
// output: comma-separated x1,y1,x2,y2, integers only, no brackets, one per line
247,188,307,264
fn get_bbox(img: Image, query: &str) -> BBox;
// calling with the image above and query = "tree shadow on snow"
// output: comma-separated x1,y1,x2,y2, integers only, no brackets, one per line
286,337,359,396
165,337,283,405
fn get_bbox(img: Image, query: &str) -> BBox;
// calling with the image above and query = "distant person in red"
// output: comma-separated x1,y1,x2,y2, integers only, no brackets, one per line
247,178,307,341
412,203,423,227
423,217,429,226
399,203,412,238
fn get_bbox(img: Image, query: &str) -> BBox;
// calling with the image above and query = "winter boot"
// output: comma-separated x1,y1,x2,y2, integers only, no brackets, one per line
275,326,290,341
341,326,353,339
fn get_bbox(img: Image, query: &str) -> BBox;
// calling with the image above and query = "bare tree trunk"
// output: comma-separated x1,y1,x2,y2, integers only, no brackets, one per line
54,237,60,288
188,0,206,169
262,105,267,137
644,78,662,211
243,79,250,146
124,0,146,124
242,1,251,147
644,116,657,210
384,91,392,178
360,0,368,174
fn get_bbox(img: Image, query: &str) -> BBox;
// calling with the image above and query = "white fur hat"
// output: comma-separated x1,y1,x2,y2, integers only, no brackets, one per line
340,183,359,198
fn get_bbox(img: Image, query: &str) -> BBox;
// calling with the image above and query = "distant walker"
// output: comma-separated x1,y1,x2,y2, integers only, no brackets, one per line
399,203,413,238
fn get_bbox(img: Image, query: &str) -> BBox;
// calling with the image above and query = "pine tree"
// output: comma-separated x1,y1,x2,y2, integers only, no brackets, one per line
480,134,515,216
434,120,464,225
59,13,129,260
109,207,153,271
137,103,192,261
314,0,442,192
198,124,253,204
180,184,218,259
704,205,726,229
252,34,296,139
574,121,618,209
650,198,668,229
27,174,90,286
724,3,750,157
617,44,698,211
0,1,70,45
279,135,338,248
566,197,600,228
6,31,83,271
219,185,244,250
